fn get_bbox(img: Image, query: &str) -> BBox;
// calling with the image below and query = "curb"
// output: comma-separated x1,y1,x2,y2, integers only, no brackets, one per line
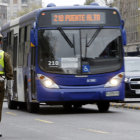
111,103,140,110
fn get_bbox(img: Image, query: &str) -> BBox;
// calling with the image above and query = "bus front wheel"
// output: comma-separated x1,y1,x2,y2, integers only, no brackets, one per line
25,78,39,113
26,102,39,113
25,90,39,113
97,101,110,112
7,94,17,109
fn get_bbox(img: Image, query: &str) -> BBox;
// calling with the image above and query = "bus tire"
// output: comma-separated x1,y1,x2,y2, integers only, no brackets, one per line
26,92,39,113
63,104,72,111
97,101,110,112
73,104,82,109
7,94,17,109
24,78,39,113
26,101,39,113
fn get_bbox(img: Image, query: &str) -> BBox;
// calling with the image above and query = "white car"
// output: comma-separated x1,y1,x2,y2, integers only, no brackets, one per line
125,57,140,98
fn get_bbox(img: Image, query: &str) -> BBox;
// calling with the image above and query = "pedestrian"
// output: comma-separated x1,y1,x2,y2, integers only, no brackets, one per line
0,33,13,137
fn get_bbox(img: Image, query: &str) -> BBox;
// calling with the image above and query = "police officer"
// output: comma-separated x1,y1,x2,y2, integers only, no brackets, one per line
0,34,13,137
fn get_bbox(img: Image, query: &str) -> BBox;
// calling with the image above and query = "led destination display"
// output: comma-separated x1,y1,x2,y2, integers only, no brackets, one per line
39,10,120,27
51,12,105,25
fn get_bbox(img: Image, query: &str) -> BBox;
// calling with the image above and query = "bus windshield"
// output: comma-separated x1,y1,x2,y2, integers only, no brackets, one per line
38,28,123,74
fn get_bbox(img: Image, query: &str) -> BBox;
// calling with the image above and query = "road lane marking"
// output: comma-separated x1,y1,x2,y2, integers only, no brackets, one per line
6,112,17,116
80,128,109,134
35,119,54,124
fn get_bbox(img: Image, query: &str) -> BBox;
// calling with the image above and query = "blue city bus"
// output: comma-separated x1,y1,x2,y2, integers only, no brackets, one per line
1,3,127,113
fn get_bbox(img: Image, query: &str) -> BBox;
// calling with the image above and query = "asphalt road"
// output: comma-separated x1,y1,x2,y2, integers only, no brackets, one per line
1,102,140,140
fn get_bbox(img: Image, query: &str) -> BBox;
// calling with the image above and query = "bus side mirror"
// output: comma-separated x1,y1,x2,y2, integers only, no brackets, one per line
121,20,127,46
121,20,124,29
122,29,127,46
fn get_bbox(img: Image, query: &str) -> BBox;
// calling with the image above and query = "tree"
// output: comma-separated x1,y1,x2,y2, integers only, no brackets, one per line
84,0,94,5
84,0,114,6
16,3,42,18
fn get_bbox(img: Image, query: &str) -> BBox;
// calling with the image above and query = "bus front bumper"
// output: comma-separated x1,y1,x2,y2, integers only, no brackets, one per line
36,84,125,103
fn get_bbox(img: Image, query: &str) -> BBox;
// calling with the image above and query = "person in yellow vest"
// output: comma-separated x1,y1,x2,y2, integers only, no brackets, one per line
0,34,13,137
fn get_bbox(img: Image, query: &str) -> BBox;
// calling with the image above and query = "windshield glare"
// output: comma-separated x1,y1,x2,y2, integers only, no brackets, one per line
38,28,122,74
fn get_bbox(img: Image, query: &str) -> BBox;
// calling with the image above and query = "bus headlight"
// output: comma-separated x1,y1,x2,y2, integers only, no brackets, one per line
104,72,124,88
37,74,59,89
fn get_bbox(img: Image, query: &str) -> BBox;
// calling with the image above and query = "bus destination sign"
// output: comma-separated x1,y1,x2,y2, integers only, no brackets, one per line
51,12,105,25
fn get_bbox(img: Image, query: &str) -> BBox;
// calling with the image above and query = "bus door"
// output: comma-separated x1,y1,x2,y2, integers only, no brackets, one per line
17,28,25,102
30,29,36,99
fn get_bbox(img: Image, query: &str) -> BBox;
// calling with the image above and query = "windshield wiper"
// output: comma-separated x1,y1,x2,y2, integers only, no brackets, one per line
86,27,102,48
84,27,102,58
57,27,74,48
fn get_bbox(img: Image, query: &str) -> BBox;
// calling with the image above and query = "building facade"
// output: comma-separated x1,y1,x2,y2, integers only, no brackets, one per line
0,0,8,27
7,0,42,21
114,0,140,55
0,0,42,27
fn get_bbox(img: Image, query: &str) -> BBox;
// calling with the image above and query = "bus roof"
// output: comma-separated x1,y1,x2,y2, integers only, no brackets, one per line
1,4,120,32
40,5,119,14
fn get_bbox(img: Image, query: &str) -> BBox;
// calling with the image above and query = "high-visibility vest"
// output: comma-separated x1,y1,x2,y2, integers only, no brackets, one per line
0,50,4,74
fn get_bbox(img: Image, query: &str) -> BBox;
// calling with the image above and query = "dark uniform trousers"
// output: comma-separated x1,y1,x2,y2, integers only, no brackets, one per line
0,81,4,122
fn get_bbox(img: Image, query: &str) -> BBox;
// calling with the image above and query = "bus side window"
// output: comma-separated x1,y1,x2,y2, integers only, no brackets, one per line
18,28,24,67
3,37,8,52
24,25,31,67
5,31,14,64
13,35,18,68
